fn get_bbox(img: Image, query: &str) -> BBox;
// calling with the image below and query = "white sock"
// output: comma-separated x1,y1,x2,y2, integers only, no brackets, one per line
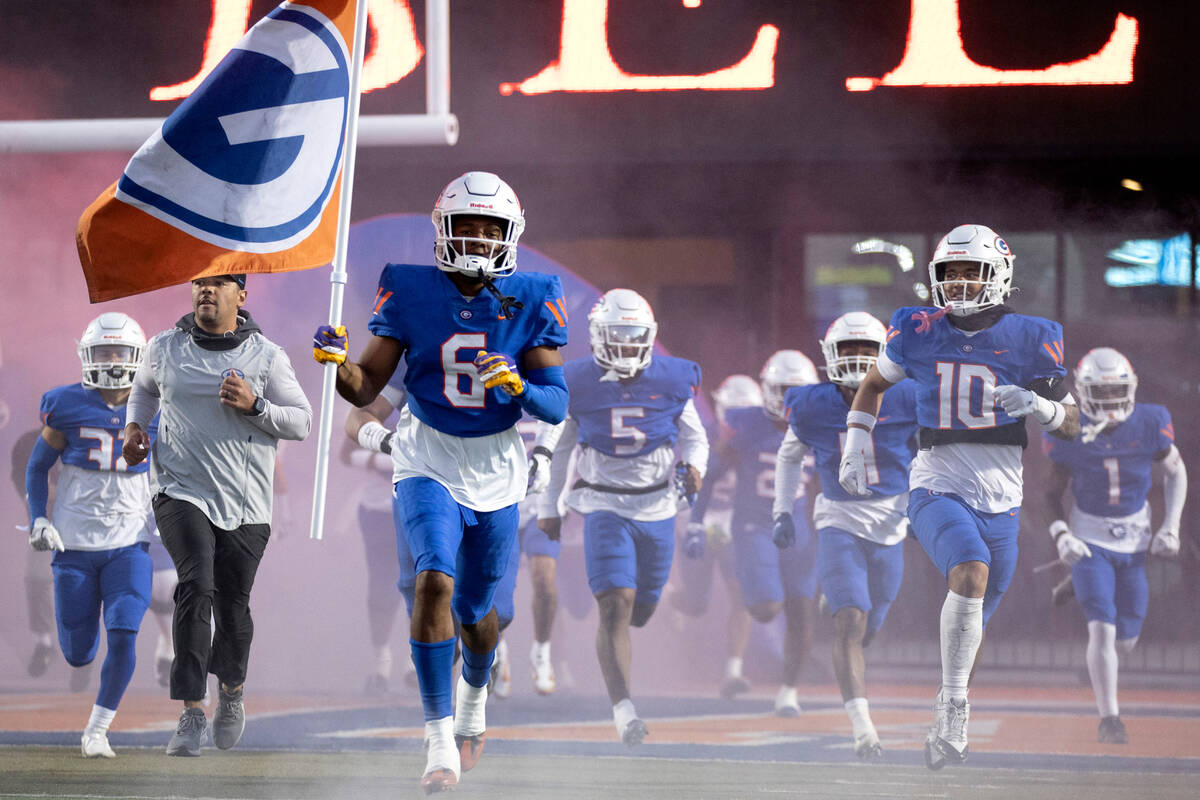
374,644,393,678
424,716,459,775
775,686,799,711
1087,620,1120,718
453,674,487,737
86,704,116,734
532,641,551,663
844,697,876,741
940,591,983,701
725,657,743,679
613,697,638,736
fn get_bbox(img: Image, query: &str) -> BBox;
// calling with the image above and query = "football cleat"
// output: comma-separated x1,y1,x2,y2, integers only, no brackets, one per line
530,642,556,696
27,640,54,678
924,689,946,771
774,687,801,718
455,733,485,771
622,718,649,747
488,638,511,700
423,718,461,793
1098,715,1129,744
854,733,883,761
719,675,751,700
420,768,459,794
934,697,970,765
453,676,486,771
81,729,116,759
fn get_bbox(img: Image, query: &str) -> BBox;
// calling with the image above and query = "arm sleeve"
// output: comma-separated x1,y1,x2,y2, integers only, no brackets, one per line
773,427,811,518
126,342,161,430
247,349,313,441
675,398,709,477
516,365,568,424
25,436,62,524
1156,444,1187,532
536,416,577,519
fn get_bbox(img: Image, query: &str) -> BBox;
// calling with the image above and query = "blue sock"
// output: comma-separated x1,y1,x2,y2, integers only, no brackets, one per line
96,629,137,711
460,643,495,689
411,637,455,721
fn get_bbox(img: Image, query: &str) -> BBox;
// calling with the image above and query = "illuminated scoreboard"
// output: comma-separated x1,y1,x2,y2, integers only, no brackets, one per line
1,0,1188,162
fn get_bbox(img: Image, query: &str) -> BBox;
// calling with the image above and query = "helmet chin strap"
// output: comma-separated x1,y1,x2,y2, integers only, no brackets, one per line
477,270,524,319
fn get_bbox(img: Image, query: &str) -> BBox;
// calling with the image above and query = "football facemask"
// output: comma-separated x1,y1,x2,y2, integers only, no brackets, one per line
431,171,525,279
78,312,146,389
819,311,886,389
588,288,657,378
1075,347,1137,424
928,223,1014,316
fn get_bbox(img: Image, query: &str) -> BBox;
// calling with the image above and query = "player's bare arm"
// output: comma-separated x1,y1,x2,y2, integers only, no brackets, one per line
1047,402,1080,441
335,335,405,407
1042,461,1071,521
522,345,564,371
848,364,894,420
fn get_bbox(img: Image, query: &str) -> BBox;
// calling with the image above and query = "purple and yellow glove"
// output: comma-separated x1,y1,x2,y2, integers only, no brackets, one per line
313,325,349,365
474,350,524,396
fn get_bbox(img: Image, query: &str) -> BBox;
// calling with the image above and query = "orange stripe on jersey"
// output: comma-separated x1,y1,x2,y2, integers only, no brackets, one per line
555,297,569,322
545,301,566,327
1163,421,1175,440
886,328,900,342
1042,341,1063,364
371,289,393,316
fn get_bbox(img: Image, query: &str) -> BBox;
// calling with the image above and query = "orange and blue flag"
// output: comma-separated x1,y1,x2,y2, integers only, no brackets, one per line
76,0,360,302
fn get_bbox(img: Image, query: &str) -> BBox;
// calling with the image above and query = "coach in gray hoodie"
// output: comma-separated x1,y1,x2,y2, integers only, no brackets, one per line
124,273,311,757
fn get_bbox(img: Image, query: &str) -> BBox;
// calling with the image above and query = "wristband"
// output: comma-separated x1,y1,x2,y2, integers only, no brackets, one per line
1049,519,1070,542
357,420,392,454
1034,396,1066,430
846,410,877,432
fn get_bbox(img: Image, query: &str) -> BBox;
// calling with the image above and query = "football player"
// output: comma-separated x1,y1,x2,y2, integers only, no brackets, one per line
25,312,156,758
534,288,708,746
315,172,568,793
839,224,1080,769
1043,347,1186,744
669,374,760,699
775,312,919,759
692,352,821,717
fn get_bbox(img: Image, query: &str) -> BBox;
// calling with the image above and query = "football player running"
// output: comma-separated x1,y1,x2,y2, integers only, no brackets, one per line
839,224,1080,769
669,374,760,699
315,172,568,793
774,312,919,759
693,351,821,718
534,288,708,746
25,313,156,759
1043,347,1186,744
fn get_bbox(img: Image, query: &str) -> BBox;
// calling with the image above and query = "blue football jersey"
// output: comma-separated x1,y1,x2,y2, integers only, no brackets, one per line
367,264,568,437
564,355,701,457
786,380,919,501
884,306,1067,432
39,383,157,473
1043,403,1174,517
706,406,791,530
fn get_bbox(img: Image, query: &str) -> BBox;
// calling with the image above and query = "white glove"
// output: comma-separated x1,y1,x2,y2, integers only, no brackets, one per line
1050,520,1091,566
30,517,65,552
1150,527,1180,558
527,451,551,494
994,384,1058,424
838,425,872,497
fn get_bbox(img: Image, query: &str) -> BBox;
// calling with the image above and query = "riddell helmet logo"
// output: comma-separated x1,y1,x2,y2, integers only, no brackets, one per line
469,202,495,209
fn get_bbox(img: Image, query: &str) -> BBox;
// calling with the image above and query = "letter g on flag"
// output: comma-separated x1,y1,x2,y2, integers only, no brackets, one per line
115,3,350,254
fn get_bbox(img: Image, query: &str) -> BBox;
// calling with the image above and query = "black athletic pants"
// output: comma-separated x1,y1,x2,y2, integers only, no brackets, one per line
153,494,270,701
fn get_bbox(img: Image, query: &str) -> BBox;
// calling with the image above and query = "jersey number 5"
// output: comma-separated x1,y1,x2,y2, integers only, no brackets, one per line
611,407,647,456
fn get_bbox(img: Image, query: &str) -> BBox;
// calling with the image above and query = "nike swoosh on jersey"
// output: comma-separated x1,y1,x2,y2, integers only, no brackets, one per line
993,349,1009,354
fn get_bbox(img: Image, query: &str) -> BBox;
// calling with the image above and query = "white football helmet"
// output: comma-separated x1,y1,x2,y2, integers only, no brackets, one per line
78,312,146,390
713,374,763,423
588,288,657,378
760,350,819,420
819,311,887,389
431,171,525,279
928,223,1014,316
1075,347,1137,425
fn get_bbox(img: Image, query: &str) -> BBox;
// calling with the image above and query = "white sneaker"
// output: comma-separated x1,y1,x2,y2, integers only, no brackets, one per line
488,639,511,700
81,729,116,759
530,642,556,696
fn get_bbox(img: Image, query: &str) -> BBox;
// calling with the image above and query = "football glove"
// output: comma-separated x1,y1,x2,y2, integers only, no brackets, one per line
1150,527,1180,558
674,463,699,506
313,325,349,365
1050,520,1092,567
527,451,551,494
772,512,796,549
993,384,1056,423
683,522,706,560
30,517,65,552
474,351,525,396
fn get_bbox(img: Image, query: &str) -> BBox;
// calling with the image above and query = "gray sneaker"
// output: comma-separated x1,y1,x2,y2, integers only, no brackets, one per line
166,708,208,756
212,686,245,750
